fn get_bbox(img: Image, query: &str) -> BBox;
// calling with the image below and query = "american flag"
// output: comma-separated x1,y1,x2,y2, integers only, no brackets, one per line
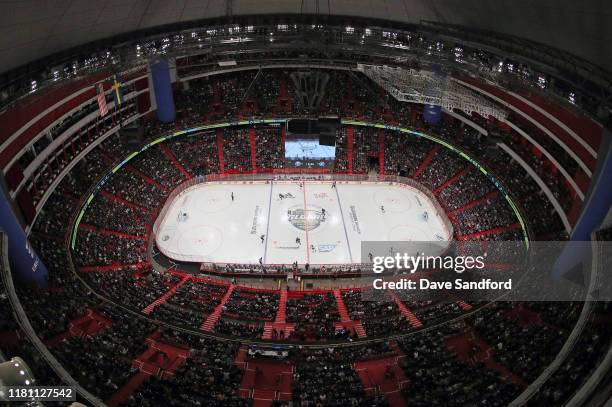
96,82,108,117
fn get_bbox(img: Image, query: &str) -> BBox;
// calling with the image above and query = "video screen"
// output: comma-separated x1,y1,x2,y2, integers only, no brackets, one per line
284,138,336,160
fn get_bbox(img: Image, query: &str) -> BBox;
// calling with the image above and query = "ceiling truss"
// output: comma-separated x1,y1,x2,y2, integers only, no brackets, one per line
359,64,508,120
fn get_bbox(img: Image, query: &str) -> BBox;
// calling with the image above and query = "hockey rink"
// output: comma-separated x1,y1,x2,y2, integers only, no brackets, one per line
155,180,452,265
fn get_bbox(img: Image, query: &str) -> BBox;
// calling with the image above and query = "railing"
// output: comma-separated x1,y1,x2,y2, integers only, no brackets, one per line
152,173,454,265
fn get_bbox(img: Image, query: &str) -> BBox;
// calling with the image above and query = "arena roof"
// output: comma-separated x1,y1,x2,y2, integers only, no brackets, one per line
1,0,610,75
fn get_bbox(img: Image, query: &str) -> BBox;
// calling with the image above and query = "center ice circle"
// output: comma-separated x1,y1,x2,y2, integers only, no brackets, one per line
287,204,328,232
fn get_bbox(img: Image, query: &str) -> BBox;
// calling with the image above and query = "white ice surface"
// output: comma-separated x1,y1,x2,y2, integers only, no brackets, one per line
155,180,451,265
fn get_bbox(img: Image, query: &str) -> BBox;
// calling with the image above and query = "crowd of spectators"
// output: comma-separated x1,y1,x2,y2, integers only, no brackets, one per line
130,145,185,189
33,193,78,237
248,71,284,113
0,282,65,391
223,288,279,321
24,67,571,247
4,66,600,406
384,132,431,177
125,333,248,407
343,289,398,320
66,148,112,195
83,194,148,235
175,77,220,121
166,131,221,176
82,265,182,312
75,230,147,267
528,301,612,405
149,281,226,330
255,127,284,170
413,300,465,325
222,128,252,172
415,148,466,191
103,169,166,210
286,293,341,341
470,303,568,382
292,347,388,406
396,321,523,406
334,127,349,171
450,195,517,236
504,135,574,212
352,127,379,173
438,168,495,210
214,318,263,339
483,150,565,238
52,305,154,401
28,101,138,207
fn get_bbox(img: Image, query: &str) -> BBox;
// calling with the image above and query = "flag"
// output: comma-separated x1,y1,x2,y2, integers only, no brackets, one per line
112,75,124,106
96,83,108,117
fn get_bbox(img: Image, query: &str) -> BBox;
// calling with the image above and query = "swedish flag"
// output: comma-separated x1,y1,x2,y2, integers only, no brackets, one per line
112,75,124,106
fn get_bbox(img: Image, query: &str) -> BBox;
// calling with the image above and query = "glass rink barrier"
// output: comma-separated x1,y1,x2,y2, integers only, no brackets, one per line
152,173,454,265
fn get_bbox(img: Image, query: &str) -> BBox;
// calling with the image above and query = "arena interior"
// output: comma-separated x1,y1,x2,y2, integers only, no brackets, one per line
0,1,612,406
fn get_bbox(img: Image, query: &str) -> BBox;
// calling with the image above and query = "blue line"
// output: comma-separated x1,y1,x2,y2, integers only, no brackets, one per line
334,183,353,263
262,180,273,264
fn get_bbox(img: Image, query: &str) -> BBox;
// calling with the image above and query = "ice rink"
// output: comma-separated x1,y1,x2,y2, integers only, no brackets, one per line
155,180,452,265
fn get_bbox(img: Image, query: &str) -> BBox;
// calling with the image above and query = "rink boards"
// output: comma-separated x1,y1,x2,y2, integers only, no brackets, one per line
155,180,452,265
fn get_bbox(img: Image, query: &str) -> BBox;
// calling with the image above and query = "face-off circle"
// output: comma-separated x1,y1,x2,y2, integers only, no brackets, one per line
176,225,223,256
373,188,413,212
194,189,233,213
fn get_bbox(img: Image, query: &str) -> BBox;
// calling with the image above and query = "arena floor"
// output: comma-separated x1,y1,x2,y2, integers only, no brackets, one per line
155,180,452,265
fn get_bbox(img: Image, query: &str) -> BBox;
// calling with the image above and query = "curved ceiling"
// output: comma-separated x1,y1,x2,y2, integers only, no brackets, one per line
1,0,610,74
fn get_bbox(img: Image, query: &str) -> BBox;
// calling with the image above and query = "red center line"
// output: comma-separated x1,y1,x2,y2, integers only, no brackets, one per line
302,181,310,264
